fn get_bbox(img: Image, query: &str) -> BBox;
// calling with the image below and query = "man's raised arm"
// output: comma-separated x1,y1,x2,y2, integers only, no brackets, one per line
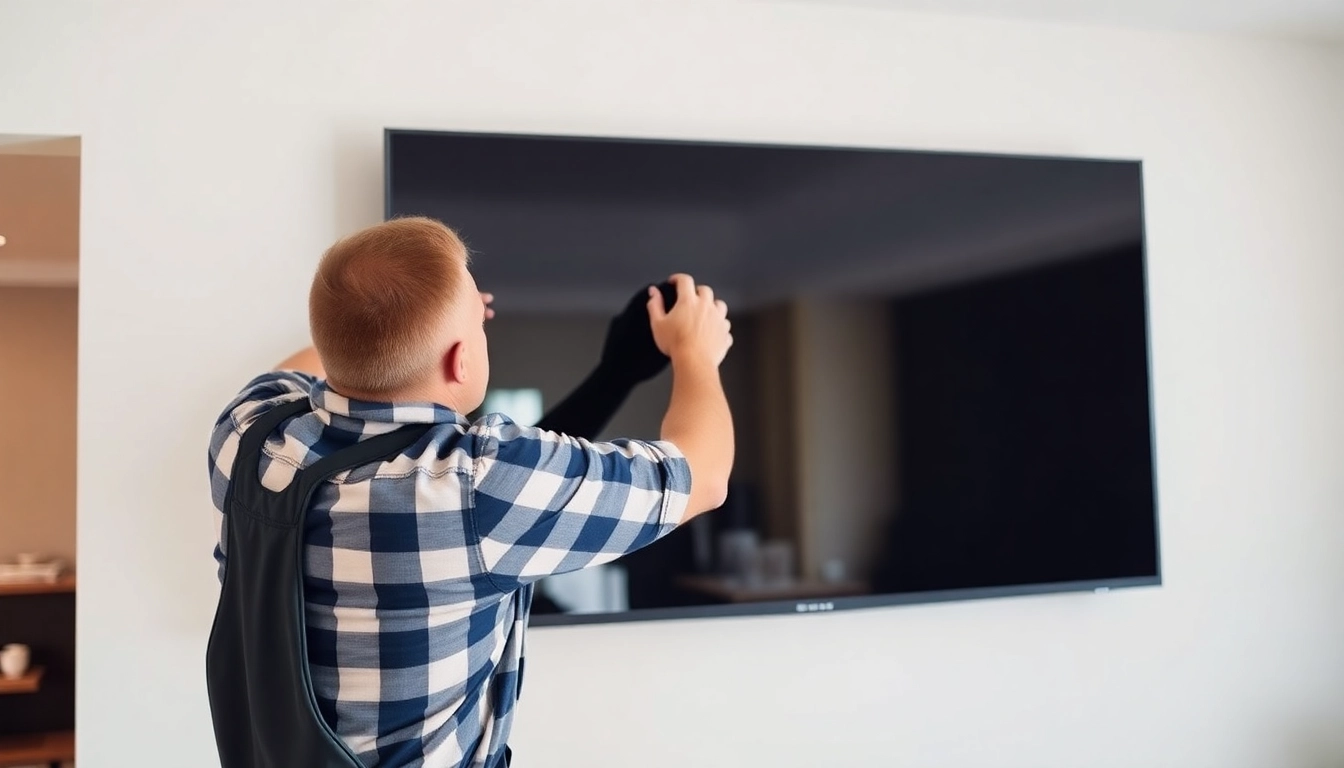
648,274,735,519
274,346,325,378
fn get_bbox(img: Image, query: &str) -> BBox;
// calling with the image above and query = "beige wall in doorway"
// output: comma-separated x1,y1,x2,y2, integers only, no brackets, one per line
0,287,77,563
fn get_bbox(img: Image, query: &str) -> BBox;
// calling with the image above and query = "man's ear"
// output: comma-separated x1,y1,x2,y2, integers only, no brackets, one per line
443,341,468,385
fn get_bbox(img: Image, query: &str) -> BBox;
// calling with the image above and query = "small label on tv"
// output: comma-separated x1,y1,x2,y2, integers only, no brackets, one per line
796,602,835,613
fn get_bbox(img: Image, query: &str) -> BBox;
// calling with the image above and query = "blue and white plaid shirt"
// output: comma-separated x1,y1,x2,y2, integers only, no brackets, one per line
207,371,691,768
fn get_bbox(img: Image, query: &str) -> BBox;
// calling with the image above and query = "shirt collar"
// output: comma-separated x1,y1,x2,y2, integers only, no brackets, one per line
309,380,470,434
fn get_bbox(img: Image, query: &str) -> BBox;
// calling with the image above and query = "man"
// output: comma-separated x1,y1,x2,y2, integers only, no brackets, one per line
206,216,734,768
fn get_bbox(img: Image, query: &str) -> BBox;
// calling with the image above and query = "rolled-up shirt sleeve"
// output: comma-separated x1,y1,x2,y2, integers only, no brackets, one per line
204,370,318,582
468,415,691,590
207,371,317,509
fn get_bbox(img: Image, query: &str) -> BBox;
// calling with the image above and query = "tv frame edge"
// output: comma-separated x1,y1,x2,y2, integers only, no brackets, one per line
381,126,1165,628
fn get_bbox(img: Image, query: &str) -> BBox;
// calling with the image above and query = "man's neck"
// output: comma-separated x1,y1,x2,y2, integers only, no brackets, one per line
330,380,466,413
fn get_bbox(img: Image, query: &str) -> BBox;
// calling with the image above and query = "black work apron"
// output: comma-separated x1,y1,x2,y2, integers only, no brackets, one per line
205,397,439,767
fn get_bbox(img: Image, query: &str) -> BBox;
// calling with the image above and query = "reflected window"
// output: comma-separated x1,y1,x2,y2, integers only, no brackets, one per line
481,388,544,427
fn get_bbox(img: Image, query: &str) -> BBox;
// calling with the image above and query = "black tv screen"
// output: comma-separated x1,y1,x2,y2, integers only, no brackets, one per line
385,128,1160,626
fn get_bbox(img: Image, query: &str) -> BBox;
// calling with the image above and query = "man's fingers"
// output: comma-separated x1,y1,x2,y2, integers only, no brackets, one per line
697,284,714,304
715,299,728,317
647,285,668,321
668,273,696,304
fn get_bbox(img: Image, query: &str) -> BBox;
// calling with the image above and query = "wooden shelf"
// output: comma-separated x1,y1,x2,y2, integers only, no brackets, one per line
0,259,78,288
0,667,44,695
0,574,76,597
0,729,74,767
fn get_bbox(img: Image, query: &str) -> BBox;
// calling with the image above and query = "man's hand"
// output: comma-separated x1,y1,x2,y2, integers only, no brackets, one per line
650,274,735,517
482,292,496,321
646,274,732,369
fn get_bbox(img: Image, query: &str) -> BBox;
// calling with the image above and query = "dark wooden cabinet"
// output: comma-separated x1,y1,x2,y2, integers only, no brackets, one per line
0,578,75,767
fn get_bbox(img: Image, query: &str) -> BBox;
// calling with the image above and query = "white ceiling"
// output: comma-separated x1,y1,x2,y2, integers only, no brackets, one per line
772,0,1344,42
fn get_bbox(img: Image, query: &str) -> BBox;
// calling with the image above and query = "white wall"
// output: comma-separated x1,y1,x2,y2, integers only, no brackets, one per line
2,1,1342,766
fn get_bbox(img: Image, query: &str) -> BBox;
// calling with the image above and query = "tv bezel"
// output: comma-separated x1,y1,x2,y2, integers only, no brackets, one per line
382,126,1163,628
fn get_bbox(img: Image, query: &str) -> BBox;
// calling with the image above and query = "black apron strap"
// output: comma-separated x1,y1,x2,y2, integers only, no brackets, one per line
288,421,434,508
207,396,433,768
229,397,312,491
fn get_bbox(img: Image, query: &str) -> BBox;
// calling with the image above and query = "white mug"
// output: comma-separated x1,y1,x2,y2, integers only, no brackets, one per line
0,643,30,679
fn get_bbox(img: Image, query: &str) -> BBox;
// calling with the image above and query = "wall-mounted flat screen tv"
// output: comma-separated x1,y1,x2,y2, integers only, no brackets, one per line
385,128,1160,626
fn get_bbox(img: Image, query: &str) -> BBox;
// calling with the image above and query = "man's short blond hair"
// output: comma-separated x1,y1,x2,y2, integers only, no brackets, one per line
310,216,469,396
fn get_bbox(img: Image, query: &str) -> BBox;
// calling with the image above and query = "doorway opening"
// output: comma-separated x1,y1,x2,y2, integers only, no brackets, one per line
0,132,80,768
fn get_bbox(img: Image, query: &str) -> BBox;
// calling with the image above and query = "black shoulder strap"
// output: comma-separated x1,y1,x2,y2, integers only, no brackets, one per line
289,420,435,507
207,394,434,768
228,396,433,527
229,397,312,494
